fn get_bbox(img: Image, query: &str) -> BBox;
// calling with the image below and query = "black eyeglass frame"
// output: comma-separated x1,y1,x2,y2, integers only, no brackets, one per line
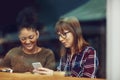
57,31,70,39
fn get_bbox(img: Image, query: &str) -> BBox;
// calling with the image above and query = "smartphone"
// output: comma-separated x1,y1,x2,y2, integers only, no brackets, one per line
32,62,42,69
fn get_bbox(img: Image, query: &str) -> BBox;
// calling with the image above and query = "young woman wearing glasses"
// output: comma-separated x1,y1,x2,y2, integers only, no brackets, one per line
33,16,99,78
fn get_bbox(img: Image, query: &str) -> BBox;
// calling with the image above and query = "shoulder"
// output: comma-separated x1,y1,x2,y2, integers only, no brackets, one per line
4,46,21,58
41,47,54,55
83,46,96,52
8,46,21,52
82,46,96,56
6,46,21,55
80,46,97,61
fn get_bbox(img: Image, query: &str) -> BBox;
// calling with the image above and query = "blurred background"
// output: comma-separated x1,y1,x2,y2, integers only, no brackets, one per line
0,0,106,78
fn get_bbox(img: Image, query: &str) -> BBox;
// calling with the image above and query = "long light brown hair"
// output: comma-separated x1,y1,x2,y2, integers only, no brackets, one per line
55,16,89,56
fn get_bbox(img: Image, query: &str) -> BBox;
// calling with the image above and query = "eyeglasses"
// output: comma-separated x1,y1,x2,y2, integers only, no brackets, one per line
57,31,70,39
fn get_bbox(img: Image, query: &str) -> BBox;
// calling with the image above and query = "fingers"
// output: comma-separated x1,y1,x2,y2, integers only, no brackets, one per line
36,71,48,75
32,68,53,75
37,67,50,71
33,68,47,72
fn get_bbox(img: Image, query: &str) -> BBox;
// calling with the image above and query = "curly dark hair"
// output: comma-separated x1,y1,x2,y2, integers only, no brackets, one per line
16,6,44,32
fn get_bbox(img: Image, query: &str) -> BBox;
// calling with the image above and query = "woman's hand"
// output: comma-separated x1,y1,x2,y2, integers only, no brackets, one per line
0,67,13,73
33,67,53,76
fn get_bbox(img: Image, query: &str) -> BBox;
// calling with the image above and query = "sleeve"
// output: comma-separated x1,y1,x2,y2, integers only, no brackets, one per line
44,50,56,70
57,55,66,71
57,58,62,71
81,48,98,78
0,49,13,68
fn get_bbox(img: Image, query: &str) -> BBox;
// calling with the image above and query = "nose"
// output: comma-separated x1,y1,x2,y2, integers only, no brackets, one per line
59,36,64,42
25,39,31,44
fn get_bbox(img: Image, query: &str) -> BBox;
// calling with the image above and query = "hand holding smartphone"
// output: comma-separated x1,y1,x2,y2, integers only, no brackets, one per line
32,62,42,69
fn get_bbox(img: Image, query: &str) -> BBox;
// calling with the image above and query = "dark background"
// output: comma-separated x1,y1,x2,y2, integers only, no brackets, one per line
0,0,106,78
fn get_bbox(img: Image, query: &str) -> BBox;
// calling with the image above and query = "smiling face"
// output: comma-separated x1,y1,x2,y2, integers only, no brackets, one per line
19,28,39,51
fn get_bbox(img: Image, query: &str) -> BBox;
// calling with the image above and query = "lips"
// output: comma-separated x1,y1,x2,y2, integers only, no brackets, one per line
61,42,66,45
24,44,33,49
62,42,67,46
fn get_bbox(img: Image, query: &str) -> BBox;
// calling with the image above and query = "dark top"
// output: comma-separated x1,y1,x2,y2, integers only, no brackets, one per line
0,46,55,73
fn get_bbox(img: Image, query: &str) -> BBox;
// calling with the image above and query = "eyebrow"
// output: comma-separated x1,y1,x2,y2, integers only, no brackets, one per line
19,34,34,38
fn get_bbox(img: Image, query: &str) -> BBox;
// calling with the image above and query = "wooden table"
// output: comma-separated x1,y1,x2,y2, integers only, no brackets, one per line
0,72,105,80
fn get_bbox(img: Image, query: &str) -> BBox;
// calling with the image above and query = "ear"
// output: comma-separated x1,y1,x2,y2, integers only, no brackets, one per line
36,30,39,39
